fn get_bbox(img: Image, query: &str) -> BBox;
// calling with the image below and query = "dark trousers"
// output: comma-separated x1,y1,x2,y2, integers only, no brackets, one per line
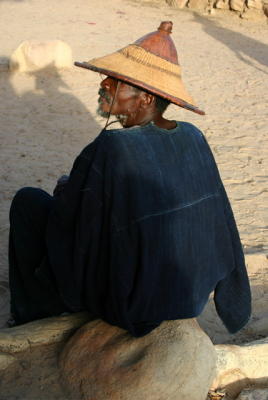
9,187,67,325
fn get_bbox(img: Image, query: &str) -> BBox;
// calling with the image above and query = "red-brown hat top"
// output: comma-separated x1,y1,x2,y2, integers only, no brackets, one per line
135,21,178,64
75,21,205,115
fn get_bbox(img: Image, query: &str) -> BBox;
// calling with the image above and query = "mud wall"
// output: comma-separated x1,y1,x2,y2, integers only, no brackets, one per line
165,0,268,21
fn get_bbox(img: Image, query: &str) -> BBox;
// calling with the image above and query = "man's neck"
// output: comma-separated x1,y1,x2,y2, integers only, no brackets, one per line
152,115,177,130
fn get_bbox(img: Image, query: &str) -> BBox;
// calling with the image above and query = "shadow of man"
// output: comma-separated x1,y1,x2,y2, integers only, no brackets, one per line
0,63,102,328
6,63,102,188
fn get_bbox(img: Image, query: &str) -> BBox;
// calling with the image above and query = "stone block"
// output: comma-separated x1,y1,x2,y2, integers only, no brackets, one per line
230,0,245,11
215,0,230,9
187,0,210,10
0,354,16,371
247,0,263,9
212,337,268,398
0,312,90,353
9,40,73,73
60,318,217,400
166,0,189,7
241,7,267,19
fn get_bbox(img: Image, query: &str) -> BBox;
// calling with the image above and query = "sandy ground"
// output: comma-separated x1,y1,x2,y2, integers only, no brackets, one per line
0,0,267,346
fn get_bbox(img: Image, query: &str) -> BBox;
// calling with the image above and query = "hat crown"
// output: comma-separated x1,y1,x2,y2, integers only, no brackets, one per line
134,21,179,64
75,20,205,115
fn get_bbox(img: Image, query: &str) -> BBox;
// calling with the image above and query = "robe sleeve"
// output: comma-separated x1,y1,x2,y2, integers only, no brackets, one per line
214,183,251,333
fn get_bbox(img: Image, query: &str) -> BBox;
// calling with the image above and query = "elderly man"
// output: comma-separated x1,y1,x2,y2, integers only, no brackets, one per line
8,22,251,337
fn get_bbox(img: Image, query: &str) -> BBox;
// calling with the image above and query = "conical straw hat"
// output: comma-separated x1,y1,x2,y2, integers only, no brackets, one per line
75,21,205,115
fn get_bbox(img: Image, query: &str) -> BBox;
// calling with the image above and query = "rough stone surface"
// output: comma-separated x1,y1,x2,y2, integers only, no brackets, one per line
215,0,231,9
9,40,72,73
241,7,268,18
247,0,263,9
0,313,267,400
0,354,16,372
60,318,217,400
166,0,189,7
187,0,209,10
0,312,90,353
212,338,268,398
165,0,267,17
0,313,91,400
236,388,268,400
230,0,245,11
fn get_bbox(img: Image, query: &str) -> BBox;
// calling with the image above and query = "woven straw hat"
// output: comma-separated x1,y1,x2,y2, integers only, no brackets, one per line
75,21,204,115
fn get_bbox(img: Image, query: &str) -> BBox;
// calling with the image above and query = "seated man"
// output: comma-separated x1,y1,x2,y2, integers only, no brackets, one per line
8,21,251,337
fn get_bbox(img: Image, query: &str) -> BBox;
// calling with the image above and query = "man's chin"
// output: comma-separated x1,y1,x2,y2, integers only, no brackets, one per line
96,106,110,119
96,107,130,127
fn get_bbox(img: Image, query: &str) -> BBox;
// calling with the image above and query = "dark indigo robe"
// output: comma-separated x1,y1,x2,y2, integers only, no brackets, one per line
46,121,251,337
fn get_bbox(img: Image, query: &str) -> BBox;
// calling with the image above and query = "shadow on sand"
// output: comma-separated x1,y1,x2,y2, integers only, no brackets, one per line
193,13,268,73
1,63,101,180
0,64,102,328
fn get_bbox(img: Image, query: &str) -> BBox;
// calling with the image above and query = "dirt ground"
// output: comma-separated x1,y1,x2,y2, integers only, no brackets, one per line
0,0,267,347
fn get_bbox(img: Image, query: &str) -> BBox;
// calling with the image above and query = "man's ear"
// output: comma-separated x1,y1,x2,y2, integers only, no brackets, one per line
139,92,156,109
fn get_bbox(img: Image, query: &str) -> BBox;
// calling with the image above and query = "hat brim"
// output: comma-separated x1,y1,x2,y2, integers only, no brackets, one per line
75,45,205,115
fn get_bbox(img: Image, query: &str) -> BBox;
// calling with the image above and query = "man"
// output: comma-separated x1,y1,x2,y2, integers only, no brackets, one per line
8,21,251,337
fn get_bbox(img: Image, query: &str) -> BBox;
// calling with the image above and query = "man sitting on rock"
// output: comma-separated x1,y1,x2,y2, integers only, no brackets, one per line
8,21,251,337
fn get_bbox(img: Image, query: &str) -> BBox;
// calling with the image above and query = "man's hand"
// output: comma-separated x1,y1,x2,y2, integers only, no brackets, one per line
53,175,69,196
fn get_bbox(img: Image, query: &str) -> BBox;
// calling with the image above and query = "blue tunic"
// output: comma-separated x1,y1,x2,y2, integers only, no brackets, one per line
47,121,251,336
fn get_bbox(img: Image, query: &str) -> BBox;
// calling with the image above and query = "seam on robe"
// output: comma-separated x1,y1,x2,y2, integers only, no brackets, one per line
114,191,220,233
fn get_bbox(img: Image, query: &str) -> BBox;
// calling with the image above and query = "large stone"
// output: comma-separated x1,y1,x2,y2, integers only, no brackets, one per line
263,2,268,16
0,313,91,399
241,7,267,19
9,40,72,73
0,354,16,372
60,319,217,400
246,0,263,9
187,0,209,10
0,312,90,353
215,0,230,10
230,0,245,11
237,389,268,400
166,0,189,7
212,337,268,398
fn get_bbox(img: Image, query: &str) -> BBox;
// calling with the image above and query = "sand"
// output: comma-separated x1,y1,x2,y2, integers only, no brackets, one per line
0,0,267,344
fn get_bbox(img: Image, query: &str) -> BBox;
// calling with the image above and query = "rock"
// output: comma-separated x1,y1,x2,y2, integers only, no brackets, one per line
211,337,268,398
263,3,268,16
236,388,268,400
246,313,268,337
187,0,209,11
0,354,16,371
0,313,92,399
230,0,245,11
166,0,189,7
9,40,73,73
246,0,263,9
215,0,230,9
60,319,217,400
0,312,90,353
241,7,267,19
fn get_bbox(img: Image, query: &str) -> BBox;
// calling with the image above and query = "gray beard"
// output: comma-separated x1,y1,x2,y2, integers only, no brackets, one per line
96,106,128,127
96,105,110,118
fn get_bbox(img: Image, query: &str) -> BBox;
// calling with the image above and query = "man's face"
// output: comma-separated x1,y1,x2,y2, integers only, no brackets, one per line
97,76,142,127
